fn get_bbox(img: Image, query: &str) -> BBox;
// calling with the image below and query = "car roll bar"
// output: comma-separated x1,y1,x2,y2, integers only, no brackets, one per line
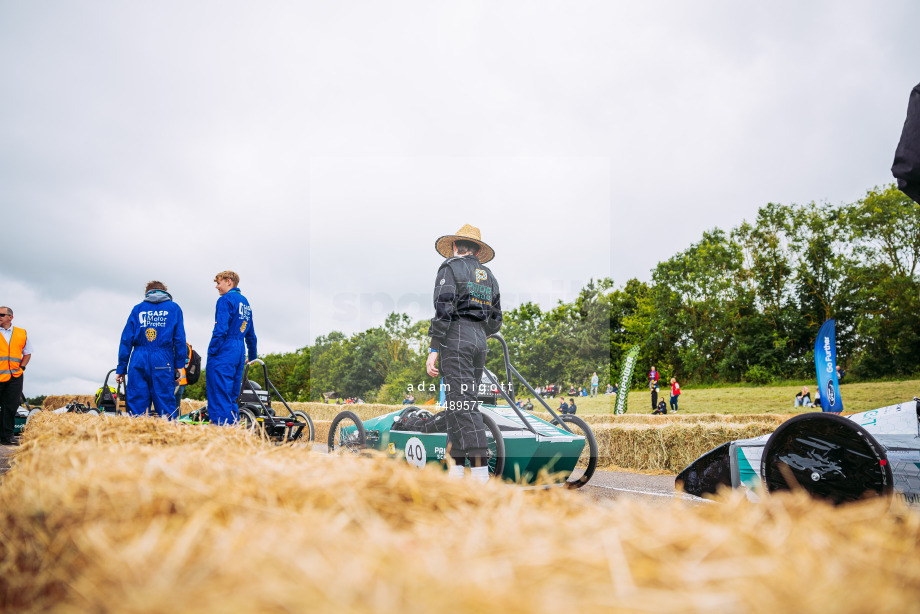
239,358,296,417
485,333,572,434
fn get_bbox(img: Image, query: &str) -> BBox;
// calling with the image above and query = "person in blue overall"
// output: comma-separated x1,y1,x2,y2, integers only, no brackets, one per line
116,281,187,419
206,270,257,425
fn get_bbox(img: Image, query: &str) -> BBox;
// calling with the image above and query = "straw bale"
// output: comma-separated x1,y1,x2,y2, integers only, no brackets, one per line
20,412,272,450
179,399,206,413
292,402,403,422
532,412,791,426
592,422,778,473
176,401,397,423
313,420,331,446
1,413,920,613
42,394,94,410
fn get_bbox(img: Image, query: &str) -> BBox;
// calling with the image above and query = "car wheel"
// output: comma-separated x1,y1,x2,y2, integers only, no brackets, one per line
551,414,599,489
479,412,506,479
238,407,259,432
328,410,366,454
291,410,315,443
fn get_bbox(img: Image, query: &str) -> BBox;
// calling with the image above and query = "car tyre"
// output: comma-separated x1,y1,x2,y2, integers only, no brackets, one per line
238,407,260,433
328,410,366,453
551,414,599,489
478,412,506,479
291,410,315,443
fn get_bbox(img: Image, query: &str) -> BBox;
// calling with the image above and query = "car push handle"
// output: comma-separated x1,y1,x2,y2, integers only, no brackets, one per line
239,358,298,419
486,334,573,434
487,333,515,398
102,368,127,414
482,368,540,437
239,360,271,413
506,362,572,434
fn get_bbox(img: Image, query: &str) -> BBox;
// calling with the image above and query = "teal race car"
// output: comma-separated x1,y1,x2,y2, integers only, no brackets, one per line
328,335,599,488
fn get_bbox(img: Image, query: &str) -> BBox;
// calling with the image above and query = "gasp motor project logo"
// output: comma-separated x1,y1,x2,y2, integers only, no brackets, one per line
145,328,157,342
139,310,169,327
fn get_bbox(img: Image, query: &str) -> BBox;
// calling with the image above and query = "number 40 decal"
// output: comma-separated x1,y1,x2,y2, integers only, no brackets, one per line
404,437,427,469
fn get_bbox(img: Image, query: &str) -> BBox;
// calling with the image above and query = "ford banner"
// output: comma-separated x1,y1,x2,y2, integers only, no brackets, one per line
814,319,844,413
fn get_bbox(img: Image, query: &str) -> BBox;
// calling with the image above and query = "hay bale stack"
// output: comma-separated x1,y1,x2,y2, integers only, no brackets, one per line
582,413,791,426
1,413,919,613
313,420,331,446
176,401,398,422
21,412,266,449
530,412,791,426
289,402,402,422
593,422,778,473
42,394,94,411
179,399,206,413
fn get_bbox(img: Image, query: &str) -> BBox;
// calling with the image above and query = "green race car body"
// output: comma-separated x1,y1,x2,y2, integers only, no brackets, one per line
351,404,588,483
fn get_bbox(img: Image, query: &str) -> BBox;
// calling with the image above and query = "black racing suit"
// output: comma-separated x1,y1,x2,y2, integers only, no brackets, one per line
893,81,920,203
428,254,502,463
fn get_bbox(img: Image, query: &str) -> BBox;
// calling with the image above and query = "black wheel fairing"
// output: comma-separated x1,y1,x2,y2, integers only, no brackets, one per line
676,442,733,498
761,412,892,505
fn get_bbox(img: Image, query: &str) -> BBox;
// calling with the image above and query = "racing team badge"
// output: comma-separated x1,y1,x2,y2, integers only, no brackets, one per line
476,269,488,282
145,328,157,342
240,321,247,333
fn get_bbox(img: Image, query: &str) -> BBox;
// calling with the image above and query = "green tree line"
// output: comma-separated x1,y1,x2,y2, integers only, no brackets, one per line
185,184,920,402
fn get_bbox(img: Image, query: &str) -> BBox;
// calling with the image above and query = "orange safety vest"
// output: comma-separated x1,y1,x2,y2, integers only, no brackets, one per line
0,327,27,382
177,343,192,386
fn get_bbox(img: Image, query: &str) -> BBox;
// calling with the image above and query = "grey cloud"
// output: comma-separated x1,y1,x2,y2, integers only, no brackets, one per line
3,1,918,392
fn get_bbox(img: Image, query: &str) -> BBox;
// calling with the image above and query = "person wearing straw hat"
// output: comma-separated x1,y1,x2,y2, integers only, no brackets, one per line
426,224,502,483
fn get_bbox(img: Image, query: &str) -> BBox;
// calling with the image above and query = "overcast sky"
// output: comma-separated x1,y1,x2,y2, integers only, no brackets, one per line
3,2,918,395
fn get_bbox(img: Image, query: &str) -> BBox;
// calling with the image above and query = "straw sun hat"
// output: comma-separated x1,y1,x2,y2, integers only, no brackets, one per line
435,224,495,263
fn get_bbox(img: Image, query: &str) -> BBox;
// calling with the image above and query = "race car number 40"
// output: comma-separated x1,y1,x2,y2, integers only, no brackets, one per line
405,437,427,469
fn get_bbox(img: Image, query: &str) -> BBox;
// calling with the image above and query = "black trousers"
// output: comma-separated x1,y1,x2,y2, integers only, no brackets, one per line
440,320,489,459
0,375,23,441
651,387,658,410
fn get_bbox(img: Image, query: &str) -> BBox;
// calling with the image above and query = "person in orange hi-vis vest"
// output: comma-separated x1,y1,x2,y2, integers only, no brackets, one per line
0,306,32,445
175,343,193,410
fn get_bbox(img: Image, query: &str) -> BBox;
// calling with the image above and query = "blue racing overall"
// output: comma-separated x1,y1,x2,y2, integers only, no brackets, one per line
206,288,257,425
117,291,187,419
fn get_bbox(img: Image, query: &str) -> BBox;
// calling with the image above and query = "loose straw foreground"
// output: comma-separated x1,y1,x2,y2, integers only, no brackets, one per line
1,413,918,613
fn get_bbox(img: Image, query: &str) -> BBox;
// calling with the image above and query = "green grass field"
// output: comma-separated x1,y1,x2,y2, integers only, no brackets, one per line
500,379,920,415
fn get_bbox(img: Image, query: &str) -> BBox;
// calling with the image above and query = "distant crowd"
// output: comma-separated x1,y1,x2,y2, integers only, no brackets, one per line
325,396,366,405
